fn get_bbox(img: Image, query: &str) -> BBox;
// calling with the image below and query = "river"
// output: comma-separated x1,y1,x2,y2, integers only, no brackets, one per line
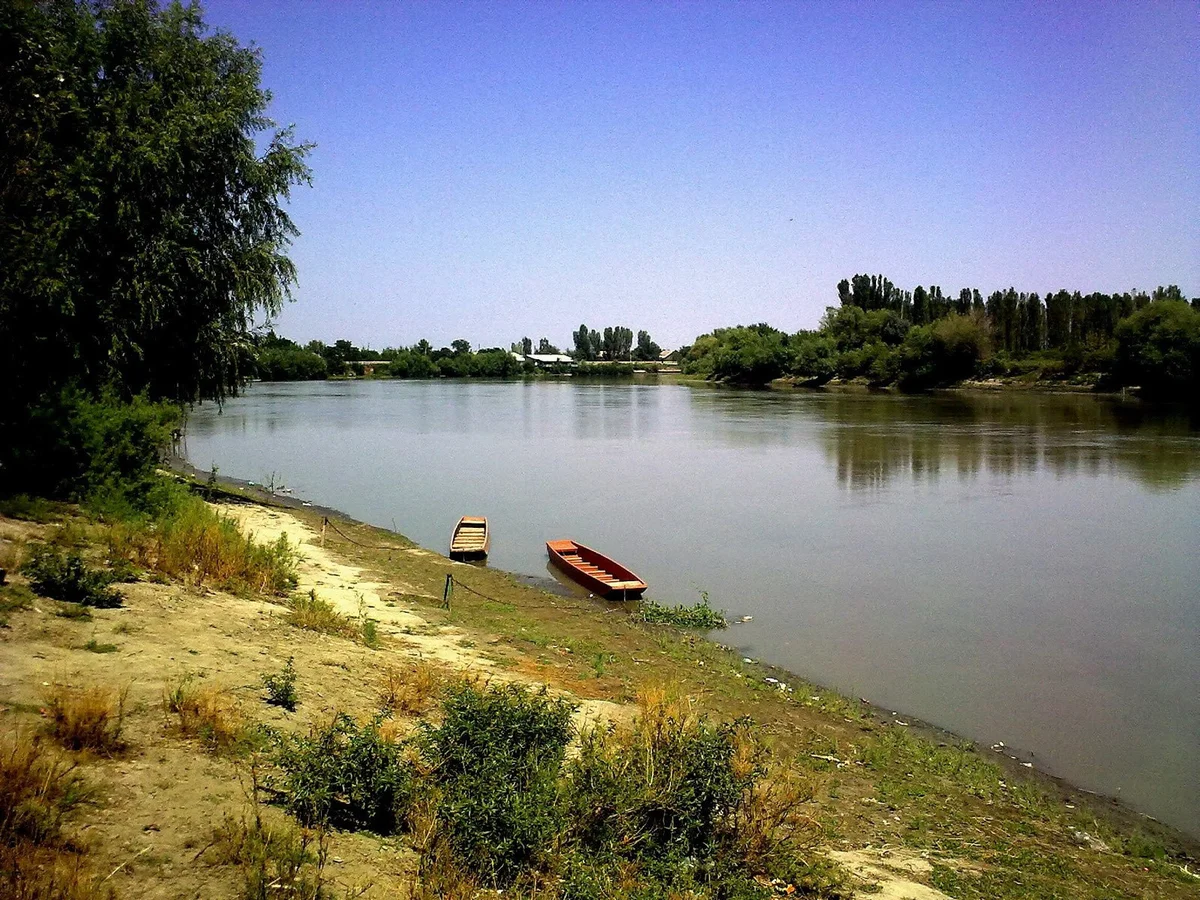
184,379,1200,837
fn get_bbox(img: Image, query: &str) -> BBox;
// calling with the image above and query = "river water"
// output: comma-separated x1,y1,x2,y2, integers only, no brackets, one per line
184,379,1200,836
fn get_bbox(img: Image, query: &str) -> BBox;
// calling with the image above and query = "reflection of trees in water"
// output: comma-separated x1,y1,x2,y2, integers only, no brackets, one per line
814,392,1200,491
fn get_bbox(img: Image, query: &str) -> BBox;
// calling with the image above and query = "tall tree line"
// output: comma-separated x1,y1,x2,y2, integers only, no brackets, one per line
837,275,1190,354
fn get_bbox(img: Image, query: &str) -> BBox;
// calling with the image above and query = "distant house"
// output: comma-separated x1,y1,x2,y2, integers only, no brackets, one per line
525,353,576,368
658,349,681,363
356,360,392,375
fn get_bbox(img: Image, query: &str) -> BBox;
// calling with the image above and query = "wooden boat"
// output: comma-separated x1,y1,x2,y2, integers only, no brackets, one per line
449,516,489,561
546,539,646,598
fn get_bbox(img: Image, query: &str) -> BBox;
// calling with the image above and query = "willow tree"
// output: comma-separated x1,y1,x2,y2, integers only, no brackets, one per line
0,0,311,495
1,0,312,406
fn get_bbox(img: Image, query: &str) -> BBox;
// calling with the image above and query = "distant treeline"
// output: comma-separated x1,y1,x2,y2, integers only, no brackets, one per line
682,277,1199,397
254,336,529,380
255,324,667,381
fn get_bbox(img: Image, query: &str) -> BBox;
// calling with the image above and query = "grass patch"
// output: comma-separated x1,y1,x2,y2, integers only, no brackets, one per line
377,660,443,717
23,544,122,608
636,592,727,629
81,637,118,654
285,590,359,640
0,582,36,626
205,809,330,900
0,535,25,573
262,658,298,711
164,675,258,755
53,602,93,620
41,682,128,755
0,494,62,523
0,728,105,900
108,494,297,595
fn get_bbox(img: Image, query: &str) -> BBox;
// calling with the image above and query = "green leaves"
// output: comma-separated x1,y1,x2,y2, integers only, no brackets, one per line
1,0,313,408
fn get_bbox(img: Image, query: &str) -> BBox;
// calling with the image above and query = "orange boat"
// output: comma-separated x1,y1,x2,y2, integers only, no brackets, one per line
449,516,489,561
546,539,647,598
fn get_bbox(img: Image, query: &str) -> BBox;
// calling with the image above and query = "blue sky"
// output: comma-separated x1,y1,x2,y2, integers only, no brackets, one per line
202,1,1198,351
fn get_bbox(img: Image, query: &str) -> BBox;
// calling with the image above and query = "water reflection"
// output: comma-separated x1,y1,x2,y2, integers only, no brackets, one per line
749,390,1200,491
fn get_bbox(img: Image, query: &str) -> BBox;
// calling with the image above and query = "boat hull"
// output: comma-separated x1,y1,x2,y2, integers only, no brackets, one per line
546,539,646,598
449,516,489,561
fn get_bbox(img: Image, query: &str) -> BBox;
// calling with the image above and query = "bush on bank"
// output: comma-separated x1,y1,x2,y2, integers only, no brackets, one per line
266,680,826,896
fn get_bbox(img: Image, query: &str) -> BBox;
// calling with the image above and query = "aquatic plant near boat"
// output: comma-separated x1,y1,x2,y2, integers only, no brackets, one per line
636,591,726,629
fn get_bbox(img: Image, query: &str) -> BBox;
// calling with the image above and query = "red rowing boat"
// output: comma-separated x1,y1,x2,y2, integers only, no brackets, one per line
546,539,646,598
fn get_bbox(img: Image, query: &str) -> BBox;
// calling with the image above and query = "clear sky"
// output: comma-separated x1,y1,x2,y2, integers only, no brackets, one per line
202,0,1198,351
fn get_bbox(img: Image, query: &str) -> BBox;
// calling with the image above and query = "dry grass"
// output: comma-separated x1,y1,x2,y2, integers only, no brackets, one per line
205,809,330,900
164,675,253,754
109,497,297,596
377,659,444,717
285,589,359,640
0,535,25,573
0,843,110,900
1,730,92,844
0,729,108,900
40,682,128,755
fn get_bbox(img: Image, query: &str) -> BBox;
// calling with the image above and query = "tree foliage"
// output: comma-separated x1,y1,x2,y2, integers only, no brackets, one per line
1114,301,1200,398
0,0,313,409
685,275,1192,393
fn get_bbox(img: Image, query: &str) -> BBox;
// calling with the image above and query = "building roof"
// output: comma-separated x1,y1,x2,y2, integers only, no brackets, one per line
527,353,575,364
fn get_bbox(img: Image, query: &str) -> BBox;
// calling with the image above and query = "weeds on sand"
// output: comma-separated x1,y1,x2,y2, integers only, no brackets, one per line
1,729,93,844
262,658,299,712
41,682,128,754
0,729,111,898
23,544,122,608
108,495,297,595
377,660,443,717
285,590,359,640
164,674,258,755
1,582,36,626
206,809,331,900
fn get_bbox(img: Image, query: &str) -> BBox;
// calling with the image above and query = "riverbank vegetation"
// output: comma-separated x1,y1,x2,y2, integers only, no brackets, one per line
683,277,1199,397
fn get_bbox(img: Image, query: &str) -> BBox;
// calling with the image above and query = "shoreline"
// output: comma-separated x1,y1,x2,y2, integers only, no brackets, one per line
167,455,1200,850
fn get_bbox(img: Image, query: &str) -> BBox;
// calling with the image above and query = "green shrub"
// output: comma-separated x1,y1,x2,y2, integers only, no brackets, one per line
0,388,180,510
262,659,298,711
271,716,412,833
420,682,575,886
23,545,123,608
636,594,726,629
565,712,759,861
